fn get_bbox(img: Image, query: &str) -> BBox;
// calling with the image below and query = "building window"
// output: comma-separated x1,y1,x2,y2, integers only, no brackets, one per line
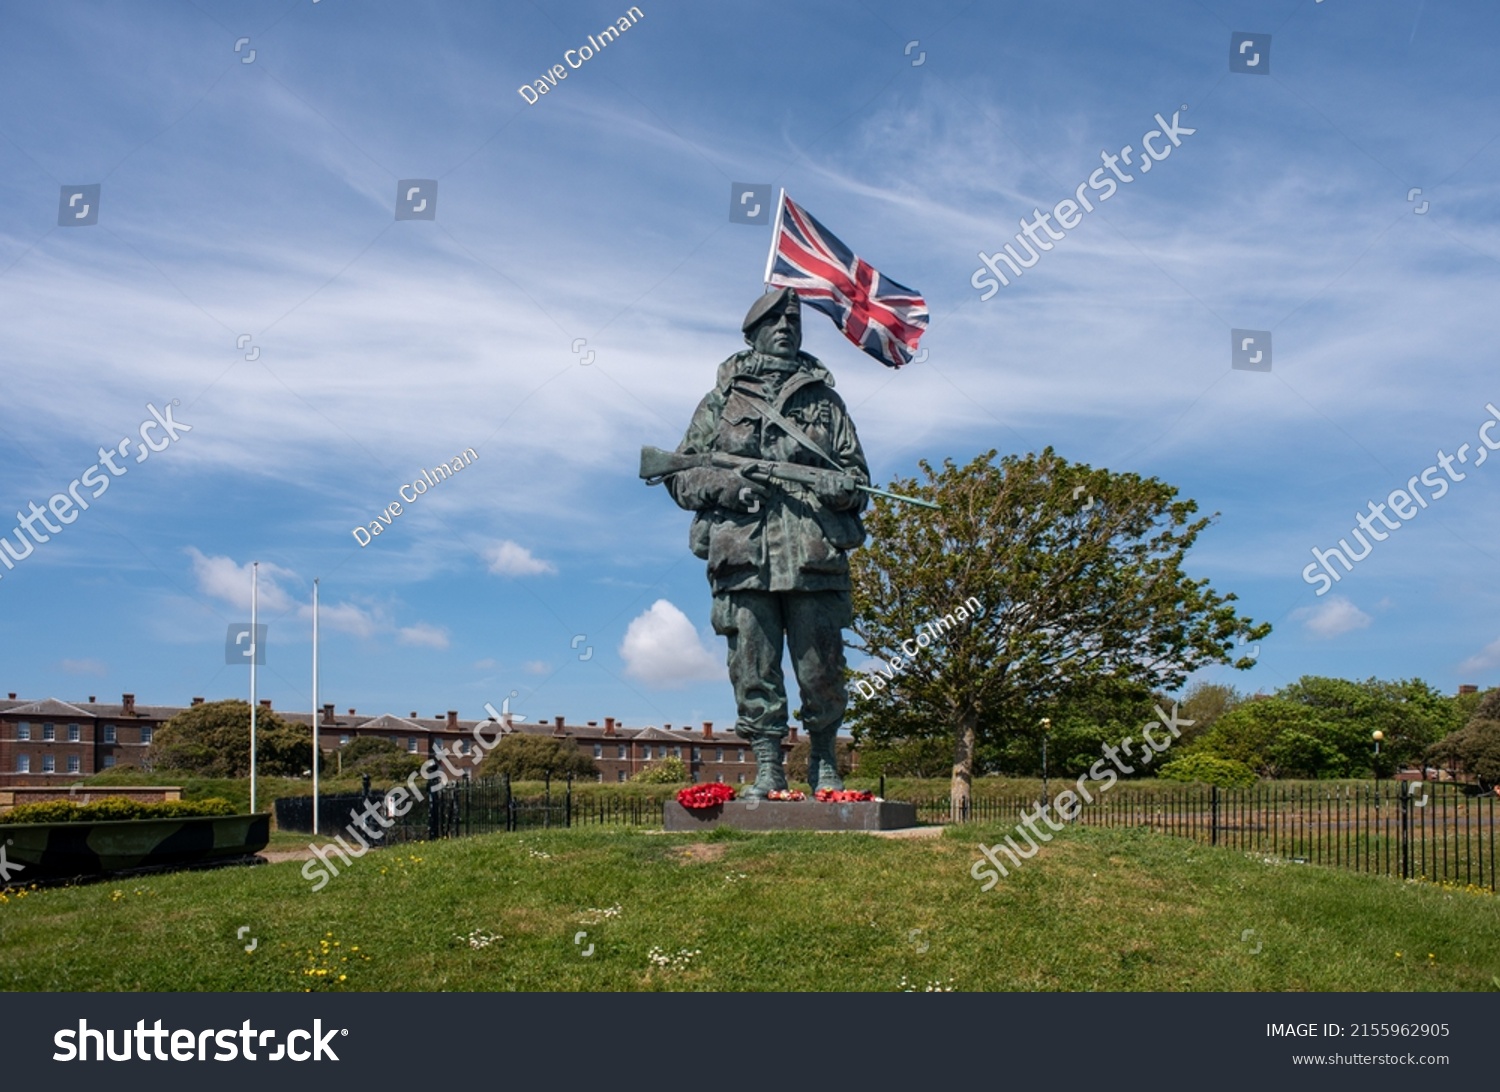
642,745,652,760
737,773,745,783
103,755,116,769
593,743,603,758
460,739,472,754
140,726,153,744
716,773,724,783
16,755,29,773
737,749,746,763
617,770,627,782
43,755,56,773
617,744,627,759
103,724,115,743
17,722,30,741
407,737,418,753
43,723,55,741
67,755,80,773
339,733,349,745
673,746,682,759
715,747,723,762
68,723,80,741
692,747,701,761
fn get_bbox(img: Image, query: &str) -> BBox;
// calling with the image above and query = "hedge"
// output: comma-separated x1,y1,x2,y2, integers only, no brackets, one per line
0,796,240,825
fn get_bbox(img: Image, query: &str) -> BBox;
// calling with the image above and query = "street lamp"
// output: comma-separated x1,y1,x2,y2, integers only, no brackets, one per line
1040,717,1052,808
1372,730,1384,812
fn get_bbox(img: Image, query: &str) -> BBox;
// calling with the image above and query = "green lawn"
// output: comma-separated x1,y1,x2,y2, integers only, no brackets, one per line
2,824,1497,991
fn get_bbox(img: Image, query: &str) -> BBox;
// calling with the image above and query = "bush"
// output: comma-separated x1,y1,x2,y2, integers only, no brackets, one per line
477,734,598,781
785,738,854,781
148,700,321,778
338,738,423,782
632,756,690,784
1156,754,1258,788
0,796,239,825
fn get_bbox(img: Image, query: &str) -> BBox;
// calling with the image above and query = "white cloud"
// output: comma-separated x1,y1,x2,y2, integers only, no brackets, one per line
1459,637,1500,676
620,600,723,688
307,601,382,639
483,540,557,576
473,657,498,670
398,623,450,649
59,658,107,677
185,548,297,613
1292,596,1373,639
522,660,552,675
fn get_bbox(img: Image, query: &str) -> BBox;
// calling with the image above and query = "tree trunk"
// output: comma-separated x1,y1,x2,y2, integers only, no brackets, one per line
950,712,976,821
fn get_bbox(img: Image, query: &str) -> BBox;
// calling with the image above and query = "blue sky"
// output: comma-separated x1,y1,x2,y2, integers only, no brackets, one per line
2,0,1498,732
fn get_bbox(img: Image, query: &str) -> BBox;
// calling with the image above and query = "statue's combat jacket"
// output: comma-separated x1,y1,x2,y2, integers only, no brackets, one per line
666,350,870,595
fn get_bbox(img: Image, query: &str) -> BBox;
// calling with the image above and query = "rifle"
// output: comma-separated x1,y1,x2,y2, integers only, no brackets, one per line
639,446,940,510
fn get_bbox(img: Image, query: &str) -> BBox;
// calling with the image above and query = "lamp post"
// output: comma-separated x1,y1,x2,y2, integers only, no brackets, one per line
1372,730,1384,813
1040,717,1052,809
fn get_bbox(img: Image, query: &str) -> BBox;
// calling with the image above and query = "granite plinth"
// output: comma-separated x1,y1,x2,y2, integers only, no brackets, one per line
664,799,919,832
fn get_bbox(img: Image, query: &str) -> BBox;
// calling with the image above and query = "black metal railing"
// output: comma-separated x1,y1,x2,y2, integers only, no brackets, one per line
920,781,1497,890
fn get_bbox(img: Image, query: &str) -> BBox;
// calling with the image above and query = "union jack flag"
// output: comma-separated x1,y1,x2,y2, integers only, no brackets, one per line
762,191,928,369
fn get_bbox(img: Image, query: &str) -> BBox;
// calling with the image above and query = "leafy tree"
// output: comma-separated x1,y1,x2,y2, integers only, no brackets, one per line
147,700,321,778
476,734,597,781
338,737,422,782
633,756,690,783
1428,694,1500,789
848,448,1267,812
1174,681,1244,746
851,736,952,779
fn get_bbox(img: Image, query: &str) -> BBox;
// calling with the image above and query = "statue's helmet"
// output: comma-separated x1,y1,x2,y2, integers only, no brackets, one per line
741,286,801,335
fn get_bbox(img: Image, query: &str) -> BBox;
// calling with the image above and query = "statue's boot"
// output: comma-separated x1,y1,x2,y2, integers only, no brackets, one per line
808,731,844,792
742,736,788,798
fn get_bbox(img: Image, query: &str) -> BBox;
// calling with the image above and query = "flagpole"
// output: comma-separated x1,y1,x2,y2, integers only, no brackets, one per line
250,561,258,815
762,188,787,289
312,577,319,836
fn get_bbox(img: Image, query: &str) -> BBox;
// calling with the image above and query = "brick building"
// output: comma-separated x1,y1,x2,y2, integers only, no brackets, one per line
0,693,794,788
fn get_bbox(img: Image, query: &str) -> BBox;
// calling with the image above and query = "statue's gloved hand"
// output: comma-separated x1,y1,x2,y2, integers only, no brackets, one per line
674,468,766,512
817,475,863,511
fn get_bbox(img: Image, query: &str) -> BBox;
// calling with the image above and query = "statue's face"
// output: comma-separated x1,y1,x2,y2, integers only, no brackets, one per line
749,304,801,359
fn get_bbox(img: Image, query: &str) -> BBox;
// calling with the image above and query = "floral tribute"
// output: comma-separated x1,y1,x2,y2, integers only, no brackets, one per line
676,782,736,810
814,788,875,803
766,789,806,801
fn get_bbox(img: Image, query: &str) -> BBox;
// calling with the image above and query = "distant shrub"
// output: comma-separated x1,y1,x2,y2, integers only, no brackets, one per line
632,757,690,784
1156,754,1258,788
0,796,238,825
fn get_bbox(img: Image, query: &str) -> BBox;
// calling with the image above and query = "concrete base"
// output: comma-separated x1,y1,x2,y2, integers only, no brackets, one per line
664,799,919,832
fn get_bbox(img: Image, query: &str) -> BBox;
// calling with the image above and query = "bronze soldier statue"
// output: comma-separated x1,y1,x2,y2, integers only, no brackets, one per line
644,288,869,796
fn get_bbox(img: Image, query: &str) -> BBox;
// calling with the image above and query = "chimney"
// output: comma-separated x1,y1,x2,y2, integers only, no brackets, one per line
447,711,458,729
191,697,204,707
259,699,272,710
6,693,14,700
348,708,356,716
122,693,135,716
554,715,565,729
664,723,671,732
604,717,616,736
702,721,713,739
789,726,799,742
1460,684,1479,695
88,696,96,703
322,704,336,725
587,721,597,727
